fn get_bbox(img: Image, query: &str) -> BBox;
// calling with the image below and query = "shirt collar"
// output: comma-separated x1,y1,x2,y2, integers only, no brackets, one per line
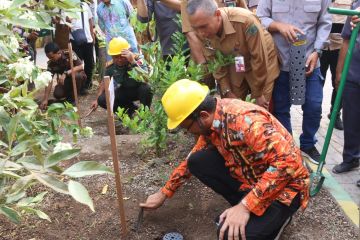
219,9,236,41
210,98,224,133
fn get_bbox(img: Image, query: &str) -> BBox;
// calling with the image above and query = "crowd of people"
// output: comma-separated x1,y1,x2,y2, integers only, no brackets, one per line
21,0,360,239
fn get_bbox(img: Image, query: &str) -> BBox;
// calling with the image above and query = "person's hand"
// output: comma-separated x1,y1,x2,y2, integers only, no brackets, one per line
58,73,66,85
277,22,305,43
40,99,48,110
121,49,136,64
27,31,39,41
305,52,318,77
224,91,237,99
350,7,360,30
90,100,98,110
335,72,341,90
218,203,251,240
139,189,167,210
255,95,269,109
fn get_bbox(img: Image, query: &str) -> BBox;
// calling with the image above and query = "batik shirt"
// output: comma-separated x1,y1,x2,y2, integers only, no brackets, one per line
162,98,310,216
97,0,138,55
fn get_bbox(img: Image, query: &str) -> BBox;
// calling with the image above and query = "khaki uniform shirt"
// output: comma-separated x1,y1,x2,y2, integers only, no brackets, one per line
204,8,280,100
325,0,352,51
181,0,248,33
47,50,82,75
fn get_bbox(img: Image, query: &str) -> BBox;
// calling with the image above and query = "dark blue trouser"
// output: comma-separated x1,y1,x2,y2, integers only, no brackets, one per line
343,81,360,163
272,68,323,149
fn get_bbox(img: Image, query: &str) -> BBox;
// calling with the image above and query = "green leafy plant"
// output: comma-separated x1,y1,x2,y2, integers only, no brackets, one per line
0,0,113,224
117,14,238,154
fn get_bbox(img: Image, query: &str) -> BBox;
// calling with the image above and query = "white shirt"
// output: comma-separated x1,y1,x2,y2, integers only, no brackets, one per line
70,2,93,43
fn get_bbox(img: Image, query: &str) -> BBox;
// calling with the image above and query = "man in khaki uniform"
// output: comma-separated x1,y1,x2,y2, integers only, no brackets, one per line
181,0,248,64
186,0,279,108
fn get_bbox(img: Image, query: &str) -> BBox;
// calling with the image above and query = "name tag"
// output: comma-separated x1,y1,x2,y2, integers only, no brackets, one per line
223,0,236,7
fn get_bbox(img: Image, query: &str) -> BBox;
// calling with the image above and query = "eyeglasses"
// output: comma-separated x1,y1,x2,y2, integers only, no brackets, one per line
186,119,196,131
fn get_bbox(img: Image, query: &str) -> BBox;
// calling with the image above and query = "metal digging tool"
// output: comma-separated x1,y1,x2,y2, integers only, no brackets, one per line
310,7,360,196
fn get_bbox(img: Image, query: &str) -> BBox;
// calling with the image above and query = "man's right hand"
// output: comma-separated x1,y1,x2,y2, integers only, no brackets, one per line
40,100,48,110
224,91,237,99
27,31,39,41
335,73,341,90
276,22,305,43
350,7,360,30
139,189,167,210
90,100,98,110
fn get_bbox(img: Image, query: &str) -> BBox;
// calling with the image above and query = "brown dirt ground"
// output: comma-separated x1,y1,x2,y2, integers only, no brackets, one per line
0,90,359,240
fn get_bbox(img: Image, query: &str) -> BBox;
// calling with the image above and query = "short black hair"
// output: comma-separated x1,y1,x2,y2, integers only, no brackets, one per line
188,95,216,119
44,42,60,54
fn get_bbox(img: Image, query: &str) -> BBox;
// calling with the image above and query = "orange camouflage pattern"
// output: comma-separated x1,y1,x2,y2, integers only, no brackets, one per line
161,98,310,216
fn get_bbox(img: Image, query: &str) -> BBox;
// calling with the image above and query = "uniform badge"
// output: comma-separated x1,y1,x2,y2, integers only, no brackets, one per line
246,24,258,36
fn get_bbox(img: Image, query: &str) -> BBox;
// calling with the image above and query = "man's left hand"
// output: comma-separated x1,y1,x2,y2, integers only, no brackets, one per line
255,95,269,110
305,52,318,77
58,74,66,85
218,203,250,240
121,49,135,64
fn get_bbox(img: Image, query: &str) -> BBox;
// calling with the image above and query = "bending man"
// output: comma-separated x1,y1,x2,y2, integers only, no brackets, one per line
141,79,310,240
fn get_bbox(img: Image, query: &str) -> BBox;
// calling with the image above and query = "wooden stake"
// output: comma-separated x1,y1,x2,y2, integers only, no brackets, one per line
67,42,82,128
104,76,127,237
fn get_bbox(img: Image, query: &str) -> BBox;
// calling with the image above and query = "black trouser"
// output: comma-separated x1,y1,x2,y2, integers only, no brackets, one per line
53,72,85,102
97,83,153,114
342,81,360,164
320,49,342,114
187,147,300,240
71,41,94,89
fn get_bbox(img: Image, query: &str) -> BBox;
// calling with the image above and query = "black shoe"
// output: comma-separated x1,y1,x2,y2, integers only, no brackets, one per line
332,160,359,174
357,180,360,187
301,146,320,165
327,113,344,130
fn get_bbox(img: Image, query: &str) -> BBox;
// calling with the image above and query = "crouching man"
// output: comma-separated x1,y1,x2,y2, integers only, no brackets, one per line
90,37,152,115
40,42,86,109
141,79,310,240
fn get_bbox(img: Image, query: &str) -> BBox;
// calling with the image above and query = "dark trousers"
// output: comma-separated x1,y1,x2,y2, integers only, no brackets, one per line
343,81,360,164
71,41,94,89
320,49,342,114
187,147,300,240
97,83,153,114
272,69,323,149
53,72,85,102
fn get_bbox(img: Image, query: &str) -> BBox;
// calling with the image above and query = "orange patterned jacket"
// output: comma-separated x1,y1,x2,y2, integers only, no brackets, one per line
161,98,310,216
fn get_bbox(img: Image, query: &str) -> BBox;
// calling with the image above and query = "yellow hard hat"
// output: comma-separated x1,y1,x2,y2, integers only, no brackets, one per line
162,79,209,130
107,37,130,56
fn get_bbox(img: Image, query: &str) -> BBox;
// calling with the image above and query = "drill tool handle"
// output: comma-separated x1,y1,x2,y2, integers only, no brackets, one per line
328,7,360,16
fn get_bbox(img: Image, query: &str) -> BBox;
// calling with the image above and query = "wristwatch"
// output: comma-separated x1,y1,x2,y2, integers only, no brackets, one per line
222,89,231,96
314,49,323,58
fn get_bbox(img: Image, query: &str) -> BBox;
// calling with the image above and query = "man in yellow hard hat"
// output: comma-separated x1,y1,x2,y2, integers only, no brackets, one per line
90,37,152,115
140,79,310,240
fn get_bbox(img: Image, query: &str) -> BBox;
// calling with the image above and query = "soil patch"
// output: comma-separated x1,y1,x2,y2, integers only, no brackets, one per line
0,90,358,240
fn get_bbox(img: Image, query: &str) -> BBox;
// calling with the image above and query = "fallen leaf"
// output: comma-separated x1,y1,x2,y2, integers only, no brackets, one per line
101,184,108,195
